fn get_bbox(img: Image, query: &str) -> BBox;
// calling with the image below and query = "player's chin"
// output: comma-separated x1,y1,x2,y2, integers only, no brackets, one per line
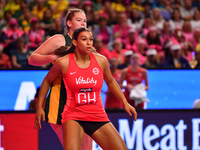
86,50,92,53
86,48,92,53
82,50,91,55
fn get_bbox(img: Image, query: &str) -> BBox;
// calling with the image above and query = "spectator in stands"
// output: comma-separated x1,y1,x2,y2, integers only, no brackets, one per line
113,12,131,43
146,26,163,52
111,38,127,66
181,41,193,62
119,52,149,109
118,50,133,69
160,0,173,21
0,44,11,69
141,1,152,18
93,0,103,11
10,37,30,68
93,35,112,60
161,21,173,45
67,1,79,10
133,38,147,65
26,17,45,51
32,0,47,21
83,2,95,28
142,48,160,68
100,0,111,19
82,0,94,30
151,7,165,31
194,44,200,69
93,10,101,28
169,8,184,32
101,1,118,26
124,0,132,19
12,0,29,21
193,27,200,48
105,57,123,109
163,39,173,60
173,25,185,43
0,0,6,19
182,20,193,42
48,16,63,36
0,10,12,31
4,0,20,15
127,8,142,30
190,9,200,30
173,0,183,9
192,0,200,10
19,8,32,32
93,13,113,50
138,17,152,38
131,0,144,12
179,0,196,21
1,18,24,56
149,44,165,65
111,0,126,13
173,24,193,52
47,0,69,19
165,44,191,68
73,0,82,7
39,8,54,37
151,0,165,9
124,27,137,52
1,0,199,70
109,8,118,26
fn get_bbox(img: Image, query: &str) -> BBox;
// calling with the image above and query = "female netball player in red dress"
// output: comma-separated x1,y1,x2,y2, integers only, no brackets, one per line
35,27,137,150
119,52,149,108
29,9,92,149
105,57,123,109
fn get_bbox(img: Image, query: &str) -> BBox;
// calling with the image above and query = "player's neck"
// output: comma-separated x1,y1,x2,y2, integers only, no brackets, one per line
68,31,73,38
74,52,90,63
111,68,117,74
131,65,139,71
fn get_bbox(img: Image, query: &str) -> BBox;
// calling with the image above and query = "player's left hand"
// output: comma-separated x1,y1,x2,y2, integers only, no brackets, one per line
124,102,137,121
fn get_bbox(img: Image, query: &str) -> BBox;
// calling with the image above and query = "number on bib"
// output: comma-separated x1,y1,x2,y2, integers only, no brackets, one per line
75,92,97,104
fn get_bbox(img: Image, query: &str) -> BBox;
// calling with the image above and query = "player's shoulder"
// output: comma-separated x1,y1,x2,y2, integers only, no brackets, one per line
48,34,66,43
93,52,108,62
141,67,147,73
55,54,70,67
121,67,128,74
92,53,110,70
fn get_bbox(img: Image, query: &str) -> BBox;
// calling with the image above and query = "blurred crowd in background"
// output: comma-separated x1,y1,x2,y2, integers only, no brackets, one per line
0,0,200,70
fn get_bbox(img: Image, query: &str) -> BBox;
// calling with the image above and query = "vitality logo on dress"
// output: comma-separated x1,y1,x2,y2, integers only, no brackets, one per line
75,76,97,86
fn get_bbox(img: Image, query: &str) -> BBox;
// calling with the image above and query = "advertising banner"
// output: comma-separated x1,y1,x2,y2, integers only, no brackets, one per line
0,110,199,150
0,69,200,110
0,112,38,150
38,109,200,150
106,109,200,150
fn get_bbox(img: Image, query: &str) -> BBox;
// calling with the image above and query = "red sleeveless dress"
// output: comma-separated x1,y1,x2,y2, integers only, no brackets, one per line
61,53,109,124
124,66,144,108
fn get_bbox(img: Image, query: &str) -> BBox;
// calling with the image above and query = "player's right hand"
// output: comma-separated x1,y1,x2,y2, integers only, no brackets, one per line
34,107,45,130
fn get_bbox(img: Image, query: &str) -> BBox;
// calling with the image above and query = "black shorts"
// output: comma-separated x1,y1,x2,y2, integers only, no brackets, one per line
75,120,110,136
